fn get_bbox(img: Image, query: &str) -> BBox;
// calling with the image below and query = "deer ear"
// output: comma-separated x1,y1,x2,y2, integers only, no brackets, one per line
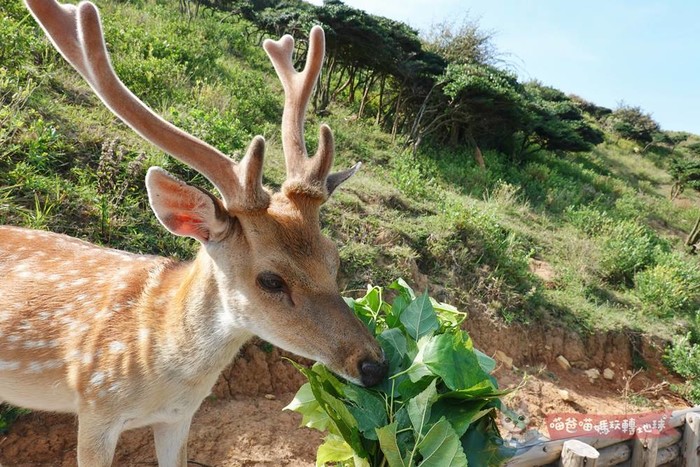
326,162,361,197
145,167,230,243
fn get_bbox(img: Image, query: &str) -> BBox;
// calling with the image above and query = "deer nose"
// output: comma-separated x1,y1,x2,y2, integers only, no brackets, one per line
359,356,388,387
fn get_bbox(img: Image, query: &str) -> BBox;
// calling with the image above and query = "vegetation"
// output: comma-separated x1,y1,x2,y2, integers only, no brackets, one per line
2,0,700,433
286,281,512,467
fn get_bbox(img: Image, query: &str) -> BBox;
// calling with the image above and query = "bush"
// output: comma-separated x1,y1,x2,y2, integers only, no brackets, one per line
565,205,613,237
665,333,700,404
634,253,700,317
599,220,662,285
606,104,660,144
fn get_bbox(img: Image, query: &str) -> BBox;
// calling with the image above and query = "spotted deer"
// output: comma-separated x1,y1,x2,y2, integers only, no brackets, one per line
0,1,387,465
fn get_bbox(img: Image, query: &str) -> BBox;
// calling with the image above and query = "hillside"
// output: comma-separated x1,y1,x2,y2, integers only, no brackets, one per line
2,0,700,463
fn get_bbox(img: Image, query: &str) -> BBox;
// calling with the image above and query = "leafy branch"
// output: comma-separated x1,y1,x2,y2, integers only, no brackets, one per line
285,279,515,467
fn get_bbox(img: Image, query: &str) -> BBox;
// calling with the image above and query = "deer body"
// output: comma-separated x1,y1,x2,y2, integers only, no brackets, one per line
1,1,387,465
0,226,245,418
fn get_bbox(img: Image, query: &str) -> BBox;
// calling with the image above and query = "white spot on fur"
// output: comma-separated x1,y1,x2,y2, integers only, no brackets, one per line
70,278,89,287
26,360,63,373
23,340,48,349
108,341,126,353
17,271,33,280
138,328,150,342
37,311,51,320
0,360,20,371
90,371,105,387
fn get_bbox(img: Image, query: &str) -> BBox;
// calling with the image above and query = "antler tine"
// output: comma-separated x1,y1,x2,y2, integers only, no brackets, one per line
25,0,269,212
263,26,334,196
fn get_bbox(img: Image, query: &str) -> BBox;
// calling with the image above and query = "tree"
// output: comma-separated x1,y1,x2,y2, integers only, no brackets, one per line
519,82,604,155
423,18,498,65
606,104,660,144
406,62,524,155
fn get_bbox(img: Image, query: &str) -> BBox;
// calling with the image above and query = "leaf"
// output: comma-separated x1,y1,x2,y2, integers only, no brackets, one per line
407,379,438,436
378,328,409,374
301,365,368,458
398,375,434,400
284,382,331,431
316,434,355,467
475,348,496,374
405,335,435,383
388,279,415,328
431,299,467,329
344,385,388,440
394,406,416,456
399,292,439,340
376,422,409,467
422,332,494,391
364,285,383,313
389,278,416,301
430,398,489,438
417,417,469,467
461,415,516,466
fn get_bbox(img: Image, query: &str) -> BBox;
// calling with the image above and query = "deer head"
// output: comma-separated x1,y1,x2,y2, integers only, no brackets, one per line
23,0,387,387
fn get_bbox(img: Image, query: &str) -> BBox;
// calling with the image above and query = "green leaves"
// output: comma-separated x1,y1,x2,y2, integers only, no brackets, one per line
400,292,439,340
417,418,469,467
285,280,511,467
422,332,492,391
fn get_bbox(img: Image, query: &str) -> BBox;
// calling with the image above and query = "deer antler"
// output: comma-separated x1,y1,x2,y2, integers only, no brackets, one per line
25,0,269,212
263,27,360,200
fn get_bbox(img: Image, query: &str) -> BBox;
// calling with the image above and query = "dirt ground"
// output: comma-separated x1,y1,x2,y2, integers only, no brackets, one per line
0,314,692,466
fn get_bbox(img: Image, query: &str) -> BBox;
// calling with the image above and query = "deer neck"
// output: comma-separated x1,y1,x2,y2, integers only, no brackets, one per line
147,248,252,383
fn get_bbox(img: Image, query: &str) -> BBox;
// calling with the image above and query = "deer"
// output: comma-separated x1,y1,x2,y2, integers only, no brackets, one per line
0,1,388,465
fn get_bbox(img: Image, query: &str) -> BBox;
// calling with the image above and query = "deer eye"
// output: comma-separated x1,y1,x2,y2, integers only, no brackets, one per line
257,272,287,294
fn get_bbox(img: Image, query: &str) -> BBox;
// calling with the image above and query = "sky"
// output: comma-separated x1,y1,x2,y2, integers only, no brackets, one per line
308,1,700,135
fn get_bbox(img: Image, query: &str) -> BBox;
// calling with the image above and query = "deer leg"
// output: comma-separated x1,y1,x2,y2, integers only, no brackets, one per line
153,417,192,467
76,413,122,467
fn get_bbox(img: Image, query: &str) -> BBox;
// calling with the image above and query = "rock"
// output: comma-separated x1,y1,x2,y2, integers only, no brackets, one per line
264,394,276,400
556,355,572,371
584,368,600,381
495,350,513,369
558,389,572,401
603,368,615,380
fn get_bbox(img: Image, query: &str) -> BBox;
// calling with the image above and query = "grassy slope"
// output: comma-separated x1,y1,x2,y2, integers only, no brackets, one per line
2,0,700,347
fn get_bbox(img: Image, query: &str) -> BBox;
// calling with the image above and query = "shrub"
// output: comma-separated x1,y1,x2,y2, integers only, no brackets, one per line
606,104,660,144
634,253,700,317
565,205,613,237
665,333,700,404
599,220,662,285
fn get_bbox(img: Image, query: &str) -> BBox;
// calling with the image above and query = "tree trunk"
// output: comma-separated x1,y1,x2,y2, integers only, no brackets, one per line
375,75,386,125
474,145,485,169
686,215,700,251
358,72,377,119
391,87,404,140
